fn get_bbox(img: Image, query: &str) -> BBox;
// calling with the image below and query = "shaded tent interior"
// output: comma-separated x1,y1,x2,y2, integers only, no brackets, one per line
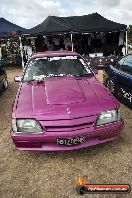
27,13,127,35
26,13,127,69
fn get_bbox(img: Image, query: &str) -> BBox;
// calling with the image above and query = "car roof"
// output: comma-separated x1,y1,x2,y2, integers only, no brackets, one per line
31,50,79,59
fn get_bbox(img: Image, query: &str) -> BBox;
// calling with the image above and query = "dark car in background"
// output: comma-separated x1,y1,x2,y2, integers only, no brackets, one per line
0,65,8,93
103,54,132,108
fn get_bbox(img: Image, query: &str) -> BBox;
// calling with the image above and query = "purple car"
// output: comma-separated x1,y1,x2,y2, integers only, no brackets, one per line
11,51,124,151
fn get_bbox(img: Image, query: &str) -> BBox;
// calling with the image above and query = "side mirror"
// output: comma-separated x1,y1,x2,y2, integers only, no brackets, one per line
93,68,98,75
14,76,21,82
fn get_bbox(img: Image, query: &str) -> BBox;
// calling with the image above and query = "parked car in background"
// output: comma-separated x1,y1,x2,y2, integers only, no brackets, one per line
103,54,132,108
11,51,123,151
0,65,8,93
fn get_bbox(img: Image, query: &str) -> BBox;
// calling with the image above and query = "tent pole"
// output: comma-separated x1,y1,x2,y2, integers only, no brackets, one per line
125,30,128,55
71,33,74,52
19,36,24,68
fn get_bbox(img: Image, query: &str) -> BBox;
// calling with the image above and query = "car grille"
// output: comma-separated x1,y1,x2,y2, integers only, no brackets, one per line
39,115,97,132
46,122,94,132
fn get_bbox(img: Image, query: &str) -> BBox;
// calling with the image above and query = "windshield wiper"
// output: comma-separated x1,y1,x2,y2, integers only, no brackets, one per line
24,74,89,82
24,78,45,83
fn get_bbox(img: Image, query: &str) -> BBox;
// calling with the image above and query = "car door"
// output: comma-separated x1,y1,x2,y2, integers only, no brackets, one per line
119,55,132,102
113,55,132,107
116,55,132,89
114,56,129,87
105,56,125,82
104,55,132,107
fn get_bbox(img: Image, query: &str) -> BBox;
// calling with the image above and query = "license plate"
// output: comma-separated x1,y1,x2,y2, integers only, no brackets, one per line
57,136,85,146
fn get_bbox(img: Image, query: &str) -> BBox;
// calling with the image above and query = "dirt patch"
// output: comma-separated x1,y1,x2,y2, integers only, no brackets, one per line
0,68,132,198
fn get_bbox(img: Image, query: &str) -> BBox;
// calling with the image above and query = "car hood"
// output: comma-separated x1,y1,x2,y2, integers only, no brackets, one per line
14,76,118,120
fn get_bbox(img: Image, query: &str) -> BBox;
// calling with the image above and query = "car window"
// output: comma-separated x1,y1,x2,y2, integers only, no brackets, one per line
118,57,126,65
114,57,125,70
122,55,132,75
23,55,93,81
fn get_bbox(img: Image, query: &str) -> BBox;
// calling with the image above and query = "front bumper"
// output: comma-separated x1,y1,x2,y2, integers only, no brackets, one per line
11,120,124,151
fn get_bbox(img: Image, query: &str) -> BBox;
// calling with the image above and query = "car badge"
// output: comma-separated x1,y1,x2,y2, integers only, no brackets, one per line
67,107,71,114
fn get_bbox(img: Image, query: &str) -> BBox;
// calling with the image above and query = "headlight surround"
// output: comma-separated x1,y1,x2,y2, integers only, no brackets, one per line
12,119,43,134
96,109,121,126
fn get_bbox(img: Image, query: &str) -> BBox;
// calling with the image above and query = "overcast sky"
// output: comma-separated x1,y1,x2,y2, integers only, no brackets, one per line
0,0,131,28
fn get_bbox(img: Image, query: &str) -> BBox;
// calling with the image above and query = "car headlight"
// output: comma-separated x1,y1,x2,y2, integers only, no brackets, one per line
96,109,121,126
12,119,43,134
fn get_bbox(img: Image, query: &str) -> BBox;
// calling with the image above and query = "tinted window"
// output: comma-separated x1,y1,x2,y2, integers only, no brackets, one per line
115,57,126,70
118,57,126,65
113,57,126,70
122,55,132,75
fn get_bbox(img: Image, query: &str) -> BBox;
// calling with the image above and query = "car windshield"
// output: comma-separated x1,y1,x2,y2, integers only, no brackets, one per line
23,55,93,81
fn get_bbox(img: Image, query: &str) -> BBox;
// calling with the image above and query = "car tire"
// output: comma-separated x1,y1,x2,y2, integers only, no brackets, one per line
106,78,115,95
3,77,8,90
